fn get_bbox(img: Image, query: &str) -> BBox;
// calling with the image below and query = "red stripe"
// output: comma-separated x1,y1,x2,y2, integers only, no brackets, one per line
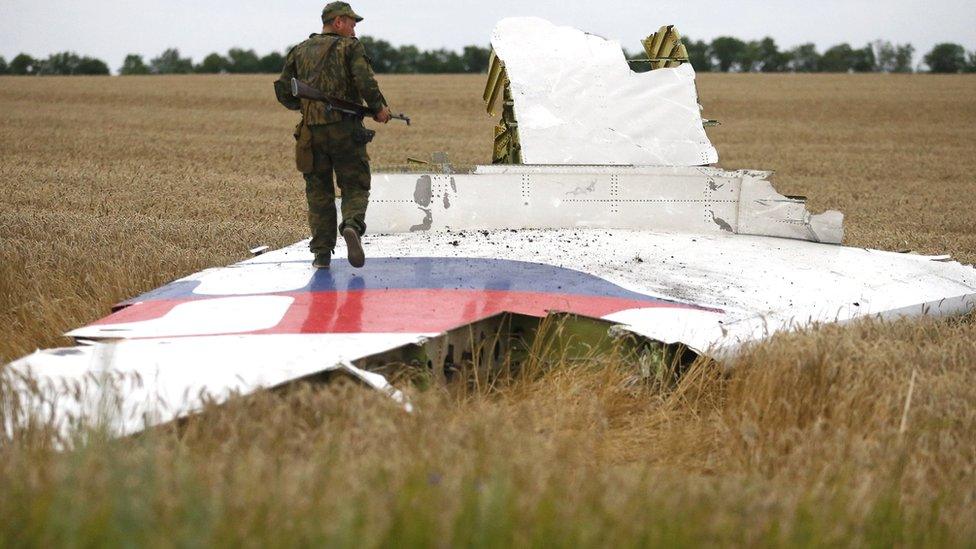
93,300,181,325
92,289,690,335
260,290,682,334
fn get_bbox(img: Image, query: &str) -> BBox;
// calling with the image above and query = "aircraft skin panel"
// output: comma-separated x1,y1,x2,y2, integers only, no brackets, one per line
69,257,705,340
368,166,841,244
490,17,718,166
78,290,685,337
7,230,975,437
7,333,425,436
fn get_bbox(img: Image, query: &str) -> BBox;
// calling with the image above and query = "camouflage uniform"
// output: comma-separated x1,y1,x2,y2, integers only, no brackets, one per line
274,10,386,261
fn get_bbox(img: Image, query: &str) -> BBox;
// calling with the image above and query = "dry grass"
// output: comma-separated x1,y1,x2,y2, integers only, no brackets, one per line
3,317,975,545
2,73,976,545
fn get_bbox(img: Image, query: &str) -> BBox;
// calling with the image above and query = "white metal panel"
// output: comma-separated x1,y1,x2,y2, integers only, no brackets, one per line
736,174,844,243
489,17,718,166
367,166,840,243
7,333,428,436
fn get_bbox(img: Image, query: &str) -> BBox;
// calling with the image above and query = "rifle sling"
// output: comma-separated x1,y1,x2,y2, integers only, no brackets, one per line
300,37,342,124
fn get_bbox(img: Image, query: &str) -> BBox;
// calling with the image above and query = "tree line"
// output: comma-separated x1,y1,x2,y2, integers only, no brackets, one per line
0,52,110,75
1,38,975,76
627,37,974,74
111,39,491,76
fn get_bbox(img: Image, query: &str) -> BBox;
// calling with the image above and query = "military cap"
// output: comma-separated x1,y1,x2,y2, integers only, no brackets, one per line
322,1,363,23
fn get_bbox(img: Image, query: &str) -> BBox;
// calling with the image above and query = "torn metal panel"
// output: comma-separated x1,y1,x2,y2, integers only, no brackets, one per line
735,172,845,243
6,333,428,436
489,17,718,166
368,165,842,244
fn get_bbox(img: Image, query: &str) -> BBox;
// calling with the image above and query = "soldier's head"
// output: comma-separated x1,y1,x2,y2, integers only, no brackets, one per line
322,2,362,37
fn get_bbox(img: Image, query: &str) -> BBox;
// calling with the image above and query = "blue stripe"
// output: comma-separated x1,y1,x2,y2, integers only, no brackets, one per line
119,257,672,306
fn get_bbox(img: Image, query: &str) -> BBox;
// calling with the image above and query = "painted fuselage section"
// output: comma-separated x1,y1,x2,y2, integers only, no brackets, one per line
85,257,710,339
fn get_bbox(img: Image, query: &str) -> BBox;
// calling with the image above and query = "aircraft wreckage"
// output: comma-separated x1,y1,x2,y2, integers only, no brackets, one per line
6,17,976,436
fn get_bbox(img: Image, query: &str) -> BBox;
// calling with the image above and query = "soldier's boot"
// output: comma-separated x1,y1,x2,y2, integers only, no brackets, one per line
342,227,365,268
313,252,332,269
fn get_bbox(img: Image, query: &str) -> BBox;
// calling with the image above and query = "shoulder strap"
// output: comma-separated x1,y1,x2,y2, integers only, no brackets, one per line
308,36,342,78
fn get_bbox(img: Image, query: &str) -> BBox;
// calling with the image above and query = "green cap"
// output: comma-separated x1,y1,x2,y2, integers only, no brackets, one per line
322,1,363,23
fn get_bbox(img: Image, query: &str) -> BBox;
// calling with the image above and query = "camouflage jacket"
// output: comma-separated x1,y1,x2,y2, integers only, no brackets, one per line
275,33,386,125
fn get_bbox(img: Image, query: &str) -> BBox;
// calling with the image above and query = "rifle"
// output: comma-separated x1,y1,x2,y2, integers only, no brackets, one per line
291,78,411,125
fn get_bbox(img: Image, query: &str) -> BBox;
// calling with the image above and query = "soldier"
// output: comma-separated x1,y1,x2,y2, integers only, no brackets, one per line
275,1,391,269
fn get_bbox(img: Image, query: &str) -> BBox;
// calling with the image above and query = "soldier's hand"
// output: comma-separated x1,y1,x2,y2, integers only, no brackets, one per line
373,106,392,124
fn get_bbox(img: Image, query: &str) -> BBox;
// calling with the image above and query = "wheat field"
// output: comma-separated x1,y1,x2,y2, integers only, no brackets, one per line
1,73,976,545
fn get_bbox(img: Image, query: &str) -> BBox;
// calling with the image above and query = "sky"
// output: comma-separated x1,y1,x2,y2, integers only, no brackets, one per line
2,0,974,72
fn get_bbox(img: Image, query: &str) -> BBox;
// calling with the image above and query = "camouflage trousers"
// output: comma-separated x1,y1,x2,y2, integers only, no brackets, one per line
302,119,372,256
